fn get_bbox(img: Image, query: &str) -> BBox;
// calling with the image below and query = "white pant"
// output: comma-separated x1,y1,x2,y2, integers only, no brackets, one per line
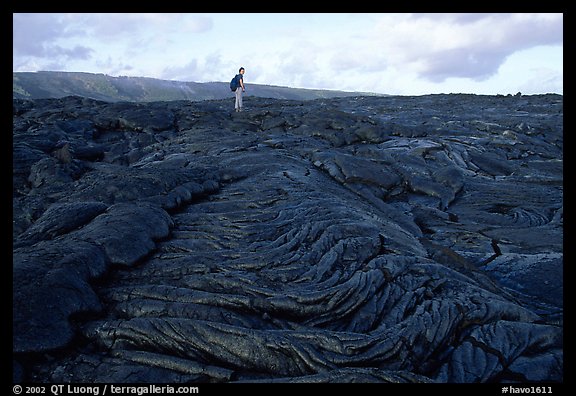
235,87,243,110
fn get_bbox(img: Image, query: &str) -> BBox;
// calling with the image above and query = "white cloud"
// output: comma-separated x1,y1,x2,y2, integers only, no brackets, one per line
180,15,213,33
13,13,563,95
361,13,563,83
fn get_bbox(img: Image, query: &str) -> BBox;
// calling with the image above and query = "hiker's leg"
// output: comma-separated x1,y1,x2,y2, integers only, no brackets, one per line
235,88,240,110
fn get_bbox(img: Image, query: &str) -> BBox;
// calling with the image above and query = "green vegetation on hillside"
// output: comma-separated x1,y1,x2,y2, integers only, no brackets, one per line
13,71,380,102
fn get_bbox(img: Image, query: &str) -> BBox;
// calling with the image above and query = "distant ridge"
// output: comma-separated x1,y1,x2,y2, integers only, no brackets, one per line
13,71,381,102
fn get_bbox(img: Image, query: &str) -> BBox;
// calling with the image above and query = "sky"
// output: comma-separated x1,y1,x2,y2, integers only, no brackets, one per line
13,13,563,96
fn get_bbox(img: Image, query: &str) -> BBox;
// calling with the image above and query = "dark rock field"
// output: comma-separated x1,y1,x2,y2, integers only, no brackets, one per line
13,93,563,383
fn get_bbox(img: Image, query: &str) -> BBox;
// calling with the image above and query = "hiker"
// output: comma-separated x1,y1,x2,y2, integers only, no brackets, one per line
233,67,245,112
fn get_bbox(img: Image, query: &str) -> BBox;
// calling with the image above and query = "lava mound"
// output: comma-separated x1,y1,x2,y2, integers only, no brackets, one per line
13,94,563,383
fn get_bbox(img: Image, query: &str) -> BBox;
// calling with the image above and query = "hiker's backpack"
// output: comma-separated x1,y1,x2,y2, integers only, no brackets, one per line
230,75,239,92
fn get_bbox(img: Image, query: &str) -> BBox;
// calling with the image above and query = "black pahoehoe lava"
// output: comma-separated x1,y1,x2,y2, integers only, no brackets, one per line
13,94,563,383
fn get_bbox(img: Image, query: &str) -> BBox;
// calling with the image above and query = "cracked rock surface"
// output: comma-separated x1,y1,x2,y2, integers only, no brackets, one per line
13,94,562,383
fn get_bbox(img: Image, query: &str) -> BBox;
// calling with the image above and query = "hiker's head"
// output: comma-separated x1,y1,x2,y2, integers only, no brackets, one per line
239,67,245,74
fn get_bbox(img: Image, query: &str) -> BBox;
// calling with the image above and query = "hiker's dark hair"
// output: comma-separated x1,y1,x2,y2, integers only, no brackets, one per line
239,67,245,73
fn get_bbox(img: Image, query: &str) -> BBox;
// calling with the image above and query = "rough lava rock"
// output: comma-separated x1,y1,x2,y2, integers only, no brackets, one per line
13,94,562,383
